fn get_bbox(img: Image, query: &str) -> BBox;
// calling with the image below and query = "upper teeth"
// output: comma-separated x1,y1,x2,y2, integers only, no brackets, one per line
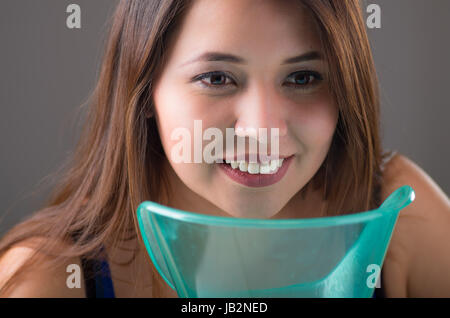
225,159,284,174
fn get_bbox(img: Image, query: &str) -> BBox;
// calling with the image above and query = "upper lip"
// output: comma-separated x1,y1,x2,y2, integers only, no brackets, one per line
222,154,293,164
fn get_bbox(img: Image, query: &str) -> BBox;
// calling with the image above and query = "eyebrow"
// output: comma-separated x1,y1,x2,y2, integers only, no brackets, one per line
180,50,323,67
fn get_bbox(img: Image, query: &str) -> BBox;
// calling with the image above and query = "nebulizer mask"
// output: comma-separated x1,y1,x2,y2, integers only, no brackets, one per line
136,185,414,298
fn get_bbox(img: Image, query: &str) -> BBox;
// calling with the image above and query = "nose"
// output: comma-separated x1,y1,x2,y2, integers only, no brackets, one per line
234,81,288,142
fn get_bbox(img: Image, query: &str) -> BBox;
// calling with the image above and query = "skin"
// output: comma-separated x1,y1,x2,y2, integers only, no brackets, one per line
1,0,449,298
152,0,338,219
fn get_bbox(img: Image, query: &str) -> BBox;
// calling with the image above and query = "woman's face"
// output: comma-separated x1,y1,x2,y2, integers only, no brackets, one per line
153,0,338,218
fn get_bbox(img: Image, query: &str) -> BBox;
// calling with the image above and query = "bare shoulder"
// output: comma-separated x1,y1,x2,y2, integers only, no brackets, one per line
0,236,86,297
380,153,450,297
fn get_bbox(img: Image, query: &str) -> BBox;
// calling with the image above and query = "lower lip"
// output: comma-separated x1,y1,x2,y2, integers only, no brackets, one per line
218,155,294,188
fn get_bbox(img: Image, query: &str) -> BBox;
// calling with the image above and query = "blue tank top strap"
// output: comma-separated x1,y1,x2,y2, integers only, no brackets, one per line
94,257,116,298
80,245,116,298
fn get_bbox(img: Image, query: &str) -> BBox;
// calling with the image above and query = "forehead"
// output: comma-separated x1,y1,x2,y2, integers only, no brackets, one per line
167,0,322,63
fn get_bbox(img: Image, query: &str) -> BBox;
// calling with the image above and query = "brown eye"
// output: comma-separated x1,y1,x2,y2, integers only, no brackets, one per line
208,74,227,85
195,71,235,89
285,71,323,89
293,73,312,85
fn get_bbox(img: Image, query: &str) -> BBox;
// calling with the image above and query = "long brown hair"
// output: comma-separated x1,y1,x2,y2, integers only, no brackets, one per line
0,0,390,296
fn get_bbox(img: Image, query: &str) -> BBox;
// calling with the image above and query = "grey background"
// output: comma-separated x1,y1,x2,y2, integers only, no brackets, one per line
1,0,449,236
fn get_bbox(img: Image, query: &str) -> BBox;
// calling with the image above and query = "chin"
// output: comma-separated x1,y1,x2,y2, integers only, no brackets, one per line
220,200,284,219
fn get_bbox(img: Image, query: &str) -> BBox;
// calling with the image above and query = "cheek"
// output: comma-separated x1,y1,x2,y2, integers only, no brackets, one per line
153,84,231,174
288,97,338,148
154,85,234,151
153,83,199,153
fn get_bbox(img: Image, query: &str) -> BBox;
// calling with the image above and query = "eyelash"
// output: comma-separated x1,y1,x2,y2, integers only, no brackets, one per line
193,70,324,91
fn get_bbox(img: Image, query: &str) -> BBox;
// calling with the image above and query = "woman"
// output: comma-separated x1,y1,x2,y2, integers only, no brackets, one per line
0,0,449,298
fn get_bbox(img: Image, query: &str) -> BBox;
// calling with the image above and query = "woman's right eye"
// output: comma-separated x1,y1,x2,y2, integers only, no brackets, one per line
193,71,236,90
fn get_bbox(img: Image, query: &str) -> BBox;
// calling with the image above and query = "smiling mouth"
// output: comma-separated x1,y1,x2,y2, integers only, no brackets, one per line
222,158,285,174
217,155,294,188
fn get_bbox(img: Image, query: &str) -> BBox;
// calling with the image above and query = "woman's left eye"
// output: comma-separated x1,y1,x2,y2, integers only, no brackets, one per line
284,71,323,89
